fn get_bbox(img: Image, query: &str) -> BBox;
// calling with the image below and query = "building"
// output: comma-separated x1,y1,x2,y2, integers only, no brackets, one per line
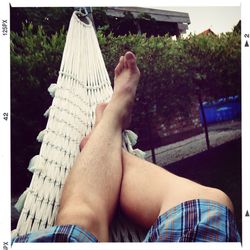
98,7,190,37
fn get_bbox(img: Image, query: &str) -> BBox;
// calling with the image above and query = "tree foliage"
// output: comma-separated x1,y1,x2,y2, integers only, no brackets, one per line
10,7,73,35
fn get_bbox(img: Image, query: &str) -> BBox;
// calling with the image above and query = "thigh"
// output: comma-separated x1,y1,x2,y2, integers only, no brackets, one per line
120,151,234,229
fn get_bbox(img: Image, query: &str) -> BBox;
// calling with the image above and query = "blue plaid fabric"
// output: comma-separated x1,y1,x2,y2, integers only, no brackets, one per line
12,224,97,243
143,199,241,242
12,199,241,243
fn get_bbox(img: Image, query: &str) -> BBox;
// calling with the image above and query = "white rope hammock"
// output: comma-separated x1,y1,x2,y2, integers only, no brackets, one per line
12,11,146,241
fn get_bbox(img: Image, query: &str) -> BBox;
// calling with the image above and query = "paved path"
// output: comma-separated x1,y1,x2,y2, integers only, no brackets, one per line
144,121,241,166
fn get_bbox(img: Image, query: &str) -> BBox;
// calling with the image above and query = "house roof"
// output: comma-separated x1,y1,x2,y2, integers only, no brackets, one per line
105,7,190,34
106,7,190,24
198,28,217,36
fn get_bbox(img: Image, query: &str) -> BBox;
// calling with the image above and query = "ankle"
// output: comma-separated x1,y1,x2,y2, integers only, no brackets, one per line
102,103,125,128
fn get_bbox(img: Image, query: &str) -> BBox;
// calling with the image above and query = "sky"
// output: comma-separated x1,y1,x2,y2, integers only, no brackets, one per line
157,6,240,35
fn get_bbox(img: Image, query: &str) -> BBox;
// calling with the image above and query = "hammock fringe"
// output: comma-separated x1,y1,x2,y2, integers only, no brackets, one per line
14,188,30,213
27,155,43,173
43,107,51,118
124,130,138,146
47,83,57,97
36,130,46,142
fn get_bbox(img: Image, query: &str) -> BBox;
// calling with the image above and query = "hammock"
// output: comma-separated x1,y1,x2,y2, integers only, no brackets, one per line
12,11,146,242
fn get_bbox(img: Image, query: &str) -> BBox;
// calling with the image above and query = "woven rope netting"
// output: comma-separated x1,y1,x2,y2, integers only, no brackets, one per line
12,11,146,241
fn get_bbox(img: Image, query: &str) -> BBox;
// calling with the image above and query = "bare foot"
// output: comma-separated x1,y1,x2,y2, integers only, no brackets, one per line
80,52,140,150
106,51,140,129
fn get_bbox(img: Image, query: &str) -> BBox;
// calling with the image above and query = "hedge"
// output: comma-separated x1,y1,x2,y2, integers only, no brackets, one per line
10,23,241,194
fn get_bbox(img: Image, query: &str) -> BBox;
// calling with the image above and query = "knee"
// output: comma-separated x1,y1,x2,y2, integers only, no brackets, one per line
55,204,109,241
208,188,234,213
56,204,95,227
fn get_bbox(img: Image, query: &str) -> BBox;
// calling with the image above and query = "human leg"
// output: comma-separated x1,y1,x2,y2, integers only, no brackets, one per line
55,51,140,242
120,147,240,242
80,102,234,231
120,150,234,228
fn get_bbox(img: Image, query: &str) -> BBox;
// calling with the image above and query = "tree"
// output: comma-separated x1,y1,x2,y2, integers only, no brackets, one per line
233,20,241,34
10,7,73,35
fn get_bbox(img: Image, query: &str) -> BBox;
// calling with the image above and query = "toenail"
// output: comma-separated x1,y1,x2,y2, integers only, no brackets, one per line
125,52,134,60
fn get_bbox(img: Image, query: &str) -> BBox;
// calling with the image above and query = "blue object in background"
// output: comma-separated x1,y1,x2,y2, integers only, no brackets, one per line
200,95,241,125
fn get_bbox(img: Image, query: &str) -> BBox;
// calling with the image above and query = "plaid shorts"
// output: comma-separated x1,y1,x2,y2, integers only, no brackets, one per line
144,199,241,242
12,199,240,243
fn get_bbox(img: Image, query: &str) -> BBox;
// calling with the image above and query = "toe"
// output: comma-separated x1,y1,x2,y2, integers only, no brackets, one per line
119,56,124,63
114,56,124,77
114,65,120,77
124,51,136,69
